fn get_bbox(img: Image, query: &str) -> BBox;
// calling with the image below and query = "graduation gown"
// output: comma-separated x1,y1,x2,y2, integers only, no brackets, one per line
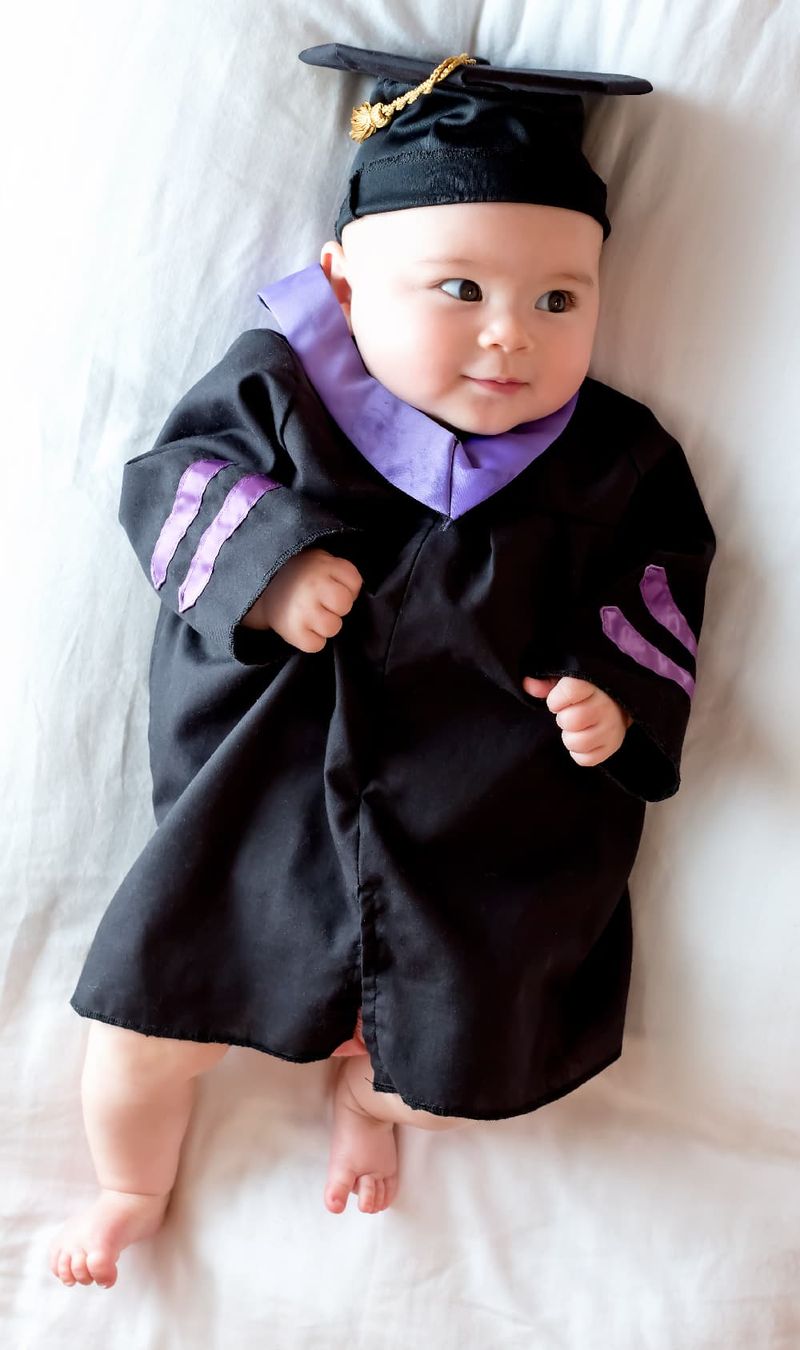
71,265,716,1120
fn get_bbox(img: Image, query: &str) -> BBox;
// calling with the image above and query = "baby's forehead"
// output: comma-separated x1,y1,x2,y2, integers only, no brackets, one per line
342,201,603,274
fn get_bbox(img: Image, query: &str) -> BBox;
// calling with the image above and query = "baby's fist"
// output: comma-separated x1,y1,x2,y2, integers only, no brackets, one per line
241,548,363,653
523,675,632,766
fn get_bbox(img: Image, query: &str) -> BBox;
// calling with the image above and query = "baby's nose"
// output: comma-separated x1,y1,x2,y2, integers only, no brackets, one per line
477,312,530,352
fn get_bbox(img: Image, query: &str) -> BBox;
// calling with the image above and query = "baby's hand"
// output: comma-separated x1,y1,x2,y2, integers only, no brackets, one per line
522,675,632,767
240,548,363,653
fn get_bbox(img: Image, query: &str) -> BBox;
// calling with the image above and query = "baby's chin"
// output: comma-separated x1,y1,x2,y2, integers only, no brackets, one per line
415,387,579,438
425,404,549,438
449,417,524,437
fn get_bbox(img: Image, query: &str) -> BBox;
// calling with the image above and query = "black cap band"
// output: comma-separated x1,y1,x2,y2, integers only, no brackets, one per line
335,141,610,242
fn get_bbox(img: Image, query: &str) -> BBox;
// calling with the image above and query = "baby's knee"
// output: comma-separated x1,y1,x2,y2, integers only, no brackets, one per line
82,1019,228,1089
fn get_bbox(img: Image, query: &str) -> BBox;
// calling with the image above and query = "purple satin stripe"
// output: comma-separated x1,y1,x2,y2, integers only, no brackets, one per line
177,474,280,613
150,458,231,589
601,606,695,697
259,265,577,519
640,564,698,656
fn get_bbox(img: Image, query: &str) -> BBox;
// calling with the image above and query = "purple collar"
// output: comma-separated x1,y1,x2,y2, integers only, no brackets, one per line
258,265,578,519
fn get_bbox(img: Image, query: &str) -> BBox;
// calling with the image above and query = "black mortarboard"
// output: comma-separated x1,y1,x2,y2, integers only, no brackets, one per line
299,44,652,241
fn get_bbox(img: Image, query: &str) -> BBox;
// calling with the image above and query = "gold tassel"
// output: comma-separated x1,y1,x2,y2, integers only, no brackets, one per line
349,53,476,143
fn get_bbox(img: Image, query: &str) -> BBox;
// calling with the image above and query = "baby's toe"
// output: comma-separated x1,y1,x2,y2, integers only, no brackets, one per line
378,1176,398,1211
86,1248,117,1288
69,1248,93,1286
324,1169,356,1215
356,1174,382,1214
56,1249,76,1286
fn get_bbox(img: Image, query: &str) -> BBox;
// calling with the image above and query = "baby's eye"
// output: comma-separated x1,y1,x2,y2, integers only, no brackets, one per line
439,278,483,302
534,290,574,314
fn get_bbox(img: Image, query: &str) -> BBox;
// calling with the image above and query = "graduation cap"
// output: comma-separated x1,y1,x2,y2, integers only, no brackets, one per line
299,44,652,241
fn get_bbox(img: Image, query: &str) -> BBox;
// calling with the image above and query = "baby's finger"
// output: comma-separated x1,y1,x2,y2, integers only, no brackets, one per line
568,747,610,767
546,677,596,714
560,728,607,755
296,627,328,653
522,676,558,699
318,576,358,616
555,703,600,732
327,557,364,597
308,606,343,640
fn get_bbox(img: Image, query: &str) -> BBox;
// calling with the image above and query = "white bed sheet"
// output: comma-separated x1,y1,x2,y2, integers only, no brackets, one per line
4,0,800,1345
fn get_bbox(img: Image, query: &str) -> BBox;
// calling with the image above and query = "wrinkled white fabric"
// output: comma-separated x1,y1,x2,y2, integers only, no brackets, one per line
3,1,800,1345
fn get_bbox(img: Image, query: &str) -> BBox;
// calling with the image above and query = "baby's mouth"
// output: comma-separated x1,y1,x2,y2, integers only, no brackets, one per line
464,375,528,393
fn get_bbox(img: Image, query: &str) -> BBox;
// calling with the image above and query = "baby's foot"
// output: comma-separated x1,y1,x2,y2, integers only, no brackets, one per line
49,1188,169,1288
325,1060,399,1215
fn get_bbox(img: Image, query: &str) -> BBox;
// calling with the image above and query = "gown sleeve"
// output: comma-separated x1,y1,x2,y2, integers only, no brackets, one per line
528,426,716,803
119,328,364,666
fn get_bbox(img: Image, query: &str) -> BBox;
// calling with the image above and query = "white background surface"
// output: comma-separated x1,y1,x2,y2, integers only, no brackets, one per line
3,1,800,1345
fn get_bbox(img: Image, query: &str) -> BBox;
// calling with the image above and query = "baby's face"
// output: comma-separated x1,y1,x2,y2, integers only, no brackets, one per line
322,201,602,436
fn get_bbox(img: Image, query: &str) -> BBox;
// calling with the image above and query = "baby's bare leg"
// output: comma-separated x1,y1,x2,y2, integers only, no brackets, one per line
325,1054,466,1216
50,1021,228,1288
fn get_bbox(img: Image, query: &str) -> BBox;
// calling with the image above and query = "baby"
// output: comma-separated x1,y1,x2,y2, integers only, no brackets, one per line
52,46,715,1287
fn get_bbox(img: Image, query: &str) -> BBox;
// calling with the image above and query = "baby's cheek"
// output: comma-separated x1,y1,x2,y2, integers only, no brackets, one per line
549,360,590,410
354,340,399,395
386,348,442,406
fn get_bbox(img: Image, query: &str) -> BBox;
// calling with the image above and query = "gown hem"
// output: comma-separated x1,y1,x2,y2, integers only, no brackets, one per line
370,1047,623,1121
70,1001,350,1068
70,999,622,1120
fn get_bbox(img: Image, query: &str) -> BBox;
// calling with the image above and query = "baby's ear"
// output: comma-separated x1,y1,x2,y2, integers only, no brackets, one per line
320,241,353,328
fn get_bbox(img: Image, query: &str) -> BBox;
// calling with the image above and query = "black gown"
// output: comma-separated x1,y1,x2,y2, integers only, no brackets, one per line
71,313,716,1120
